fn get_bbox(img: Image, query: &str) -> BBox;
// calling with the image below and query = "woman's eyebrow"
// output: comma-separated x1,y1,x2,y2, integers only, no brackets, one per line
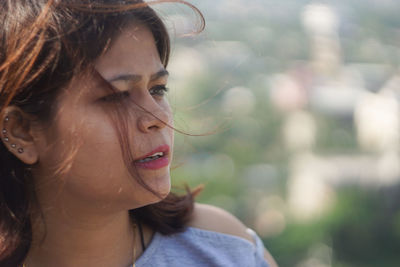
151,69,169,81
107,69,169,83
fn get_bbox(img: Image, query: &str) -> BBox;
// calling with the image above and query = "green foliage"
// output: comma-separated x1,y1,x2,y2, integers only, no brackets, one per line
265,187,400,266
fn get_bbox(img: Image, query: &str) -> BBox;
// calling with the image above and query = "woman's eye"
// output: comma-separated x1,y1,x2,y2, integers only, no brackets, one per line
99,91,130,102
149,85,168,97
99,85,168,102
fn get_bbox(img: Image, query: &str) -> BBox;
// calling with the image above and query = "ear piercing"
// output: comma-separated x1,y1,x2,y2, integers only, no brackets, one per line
2,117,9,144
2,129,8,142
2,128,8,143
2,116,24,153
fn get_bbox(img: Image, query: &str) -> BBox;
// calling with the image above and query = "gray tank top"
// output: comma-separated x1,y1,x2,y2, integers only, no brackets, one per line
135,227,270,266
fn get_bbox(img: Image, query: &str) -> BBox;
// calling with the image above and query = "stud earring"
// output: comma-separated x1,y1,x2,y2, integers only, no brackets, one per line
3,116,24,154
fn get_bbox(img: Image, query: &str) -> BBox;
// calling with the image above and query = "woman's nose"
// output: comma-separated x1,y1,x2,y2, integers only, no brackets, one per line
137,106,170,133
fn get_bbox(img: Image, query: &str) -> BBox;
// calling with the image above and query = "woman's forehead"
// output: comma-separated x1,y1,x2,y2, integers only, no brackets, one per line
94,23,164,81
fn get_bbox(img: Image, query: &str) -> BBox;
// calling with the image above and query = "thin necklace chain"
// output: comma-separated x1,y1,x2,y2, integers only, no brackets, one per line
132,222,136,267
23,222,137,267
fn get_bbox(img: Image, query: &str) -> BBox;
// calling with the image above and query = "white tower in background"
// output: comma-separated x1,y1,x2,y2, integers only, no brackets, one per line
302,4,342,76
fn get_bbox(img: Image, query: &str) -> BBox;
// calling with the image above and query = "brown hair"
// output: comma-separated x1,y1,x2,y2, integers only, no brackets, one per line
0,0,204,265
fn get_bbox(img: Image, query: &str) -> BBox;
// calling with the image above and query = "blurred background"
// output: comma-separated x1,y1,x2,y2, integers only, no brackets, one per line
157,0,400,266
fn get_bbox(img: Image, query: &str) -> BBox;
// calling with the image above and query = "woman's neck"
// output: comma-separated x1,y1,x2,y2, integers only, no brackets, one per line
25,209,145,267
25,170,155,267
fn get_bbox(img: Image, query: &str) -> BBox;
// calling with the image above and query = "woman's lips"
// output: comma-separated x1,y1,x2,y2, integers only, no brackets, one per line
133,145,170,170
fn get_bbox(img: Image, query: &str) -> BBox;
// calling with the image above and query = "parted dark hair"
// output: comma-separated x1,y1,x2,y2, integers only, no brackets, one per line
0,0,204,266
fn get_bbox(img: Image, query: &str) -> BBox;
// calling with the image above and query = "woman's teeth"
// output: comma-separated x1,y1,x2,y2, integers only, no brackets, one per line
137,152,164,163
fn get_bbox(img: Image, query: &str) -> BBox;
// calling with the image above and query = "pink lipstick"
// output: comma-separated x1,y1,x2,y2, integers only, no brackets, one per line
133,145,170,170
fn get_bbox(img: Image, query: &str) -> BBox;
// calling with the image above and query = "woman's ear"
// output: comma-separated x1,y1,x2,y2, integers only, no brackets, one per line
0,106,39,165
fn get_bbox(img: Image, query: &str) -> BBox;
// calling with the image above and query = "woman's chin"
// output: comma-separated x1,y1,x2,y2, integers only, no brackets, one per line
151,179,171,201
139,175,171,205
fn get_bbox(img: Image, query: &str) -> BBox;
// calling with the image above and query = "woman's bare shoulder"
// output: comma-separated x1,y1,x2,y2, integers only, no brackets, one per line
187,203,279,267
187,203,254,243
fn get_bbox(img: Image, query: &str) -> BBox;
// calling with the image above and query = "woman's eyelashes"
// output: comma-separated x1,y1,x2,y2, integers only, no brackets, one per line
99,85,168,102
99,90,130,102
149,85,169,97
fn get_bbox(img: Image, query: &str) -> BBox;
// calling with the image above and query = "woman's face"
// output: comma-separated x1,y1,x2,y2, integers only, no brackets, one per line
33,23,173,213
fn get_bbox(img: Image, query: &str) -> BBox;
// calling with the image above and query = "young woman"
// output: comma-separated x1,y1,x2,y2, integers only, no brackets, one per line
0,0,277,266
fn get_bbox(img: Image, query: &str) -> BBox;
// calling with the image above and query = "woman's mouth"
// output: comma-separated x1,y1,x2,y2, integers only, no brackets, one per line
133,145,170,170
136,151,165,163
